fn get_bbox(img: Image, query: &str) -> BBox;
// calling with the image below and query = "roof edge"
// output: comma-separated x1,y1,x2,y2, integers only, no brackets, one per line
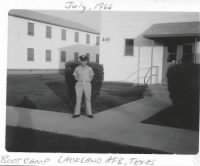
8,12,100,35
144,33,200,39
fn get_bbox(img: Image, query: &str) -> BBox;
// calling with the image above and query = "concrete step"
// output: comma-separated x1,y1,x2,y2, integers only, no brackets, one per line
143,87,153,96
144,84,171,101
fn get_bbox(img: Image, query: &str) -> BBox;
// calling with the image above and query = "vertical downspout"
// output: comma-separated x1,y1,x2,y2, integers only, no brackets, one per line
137,47,140,84
150,40,154,84
194,37,197,64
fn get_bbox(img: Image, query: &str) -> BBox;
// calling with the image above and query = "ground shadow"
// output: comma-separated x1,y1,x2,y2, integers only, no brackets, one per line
6,74,146,114
46,81,75,114
46,81,146,114
6,97,36,152
6,126,169,154
142,105,199,131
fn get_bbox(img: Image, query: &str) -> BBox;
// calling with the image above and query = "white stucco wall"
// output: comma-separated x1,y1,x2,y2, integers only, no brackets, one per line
100,12,199,83
7,16,100,70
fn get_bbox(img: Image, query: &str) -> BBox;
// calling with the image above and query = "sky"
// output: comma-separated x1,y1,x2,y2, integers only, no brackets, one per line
37,10,101,32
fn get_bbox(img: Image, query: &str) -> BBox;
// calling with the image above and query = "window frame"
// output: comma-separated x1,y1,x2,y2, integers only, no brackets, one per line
96,54,99,63
74,52,79,62
46,26,52,38
124,39,134,56
45,49,52,62
86,53,90,62
167,45,177,63
75,32,79,42
86,34,90,44
96,36,100,46
60,51,66,62
27,48,34,61
28,22,34,36
61,29,66,40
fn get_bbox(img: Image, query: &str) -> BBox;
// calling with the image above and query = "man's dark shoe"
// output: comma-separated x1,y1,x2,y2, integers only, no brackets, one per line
87,115,94,118
72,114,80,118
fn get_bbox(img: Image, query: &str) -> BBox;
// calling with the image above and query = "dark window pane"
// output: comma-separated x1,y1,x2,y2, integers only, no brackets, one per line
96,36,100,45
74,52,79,62
167,45,177,62
96,54,99,63
46,50,51,62
61,29,66,40
28,22,34,36
183,45,193,54
182,45,193,63
86,34,90,44
75,32,79,42
125,39,134,56
167,54,176,62
60,51,66,62
27,48,34,61
86,53,90,62
168,45,177,54
46,26,52,38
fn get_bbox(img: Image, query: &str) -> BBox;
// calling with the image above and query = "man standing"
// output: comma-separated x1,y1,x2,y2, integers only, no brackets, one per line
72,55,94,118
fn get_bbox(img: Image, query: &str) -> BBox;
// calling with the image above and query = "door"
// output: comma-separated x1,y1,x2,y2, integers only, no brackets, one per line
162,42,195,83
181,43,194,63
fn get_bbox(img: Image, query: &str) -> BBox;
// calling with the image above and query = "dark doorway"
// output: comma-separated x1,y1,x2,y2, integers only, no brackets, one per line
162,40,195,83
182,44,194,63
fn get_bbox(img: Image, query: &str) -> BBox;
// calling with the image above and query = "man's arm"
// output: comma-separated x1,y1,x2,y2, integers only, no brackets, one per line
73,68,78,80
89,68,94,81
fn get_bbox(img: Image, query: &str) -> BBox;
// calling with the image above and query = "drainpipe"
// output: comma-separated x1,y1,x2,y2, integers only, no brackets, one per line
137,47,140,84
150,40,154,84
194,37,197,64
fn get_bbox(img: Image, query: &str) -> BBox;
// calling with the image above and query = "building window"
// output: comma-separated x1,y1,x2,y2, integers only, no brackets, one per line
96,54,99,63
125,39,134,56
86,34,90,44
61,29,66,40
46,26,52,38
75,32,79,42
96,36,100,46
60,51,66,62
86,53,90,62
74,52,79,62
46,50,52,62
167,45,177,63
28,22,34,36
27,48,34,61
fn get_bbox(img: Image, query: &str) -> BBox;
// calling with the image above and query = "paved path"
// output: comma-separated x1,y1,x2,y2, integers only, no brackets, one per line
6,97,199,154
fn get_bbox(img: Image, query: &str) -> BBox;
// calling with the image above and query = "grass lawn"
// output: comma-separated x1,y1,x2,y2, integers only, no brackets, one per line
7,74,145,114
142,106,199,131
6,126,168,153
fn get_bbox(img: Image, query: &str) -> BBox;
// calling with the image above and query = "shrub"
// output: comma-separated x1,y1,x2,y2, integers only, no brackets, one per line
167,64,200,120
65,61,104,108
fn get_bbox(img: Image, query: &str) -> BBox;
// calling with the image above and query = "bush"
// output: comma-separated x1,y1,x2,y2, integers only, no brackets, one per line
167,64,200,119
65,61,104,108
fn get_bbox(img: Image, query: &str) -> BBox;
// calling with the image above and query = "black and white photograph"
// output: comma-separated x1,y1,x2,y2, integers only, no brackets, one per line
5,9,199,155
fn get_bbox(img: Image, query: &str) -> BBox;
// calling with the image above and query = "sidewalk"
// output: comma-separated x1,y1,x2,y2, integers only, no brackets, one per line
6,97,199,154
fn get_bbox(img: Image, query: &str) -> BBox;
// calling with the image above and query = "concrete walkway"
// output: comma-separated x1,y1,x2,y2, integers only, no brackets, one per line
6,97,199,154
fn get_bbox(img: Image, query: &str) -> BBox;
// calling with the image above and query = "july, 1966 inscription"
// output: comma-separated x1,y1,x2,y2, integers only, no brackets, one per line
65,1,112,12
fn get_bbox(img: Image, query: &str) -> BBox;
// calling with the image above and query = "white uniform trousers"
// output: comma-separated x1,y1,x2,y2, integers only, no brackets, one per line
74,81,92,115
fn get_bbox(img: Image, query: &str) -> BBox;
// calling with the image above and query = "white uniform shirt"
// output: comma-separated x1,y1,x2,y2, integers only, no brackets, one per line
73,65,94,82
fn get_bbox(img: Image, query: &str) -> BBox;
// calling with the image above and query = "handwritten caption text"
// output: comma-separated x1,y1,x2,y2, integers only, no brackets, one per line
0,155,156,166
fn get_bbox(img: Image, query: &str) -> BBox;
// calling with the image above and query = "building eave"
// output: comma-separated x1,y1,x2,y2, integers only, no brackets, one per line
143,21,200,39
8,10,100,35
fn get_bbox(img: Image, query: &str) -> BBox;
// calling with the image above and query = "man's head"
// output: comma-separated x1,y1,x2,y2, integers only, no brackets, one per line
79,55,88,66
